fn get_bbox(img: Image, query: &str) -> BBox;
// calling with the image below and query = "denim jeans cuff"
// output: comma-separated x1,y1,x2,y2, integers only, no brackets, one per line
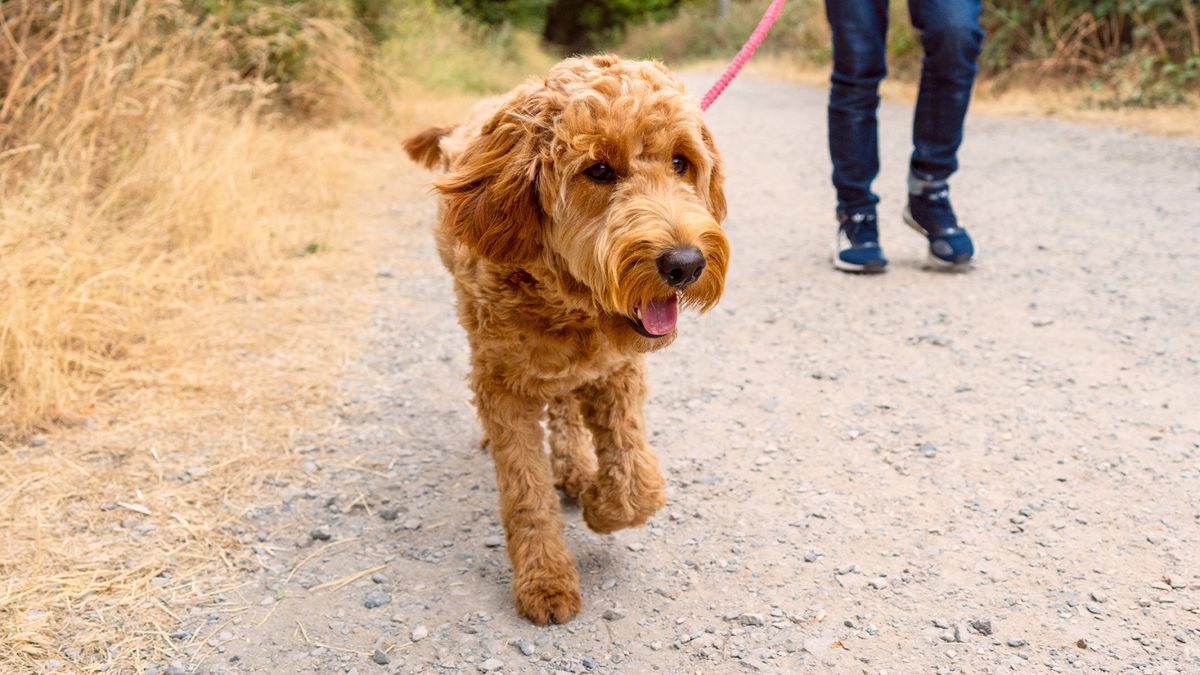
908,172,948,195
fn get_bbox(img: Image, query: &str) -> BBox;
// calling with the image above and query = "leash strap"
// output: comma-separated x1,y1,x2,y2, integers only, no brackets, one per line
700,0,787,111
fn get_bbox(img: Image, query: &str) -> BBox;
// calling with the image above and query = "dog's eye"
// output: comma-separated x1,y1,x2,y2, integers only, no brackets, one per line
672,155,689,175
584,162,616,183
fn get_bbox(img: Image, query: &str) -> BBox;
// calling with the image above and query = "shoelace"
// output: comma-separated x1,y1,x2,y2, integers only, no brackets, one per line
841,212,878,244
915,189,959,234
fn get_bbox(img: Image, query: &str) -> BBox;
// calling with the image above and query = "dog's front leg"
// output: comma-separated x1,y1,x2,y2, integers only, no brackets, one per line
577,360,667,534
476,384,581,624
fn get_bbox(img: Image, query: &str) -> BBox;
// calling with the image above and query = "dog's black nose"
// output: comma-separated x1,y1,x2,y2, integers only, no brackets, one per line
656,246,706,289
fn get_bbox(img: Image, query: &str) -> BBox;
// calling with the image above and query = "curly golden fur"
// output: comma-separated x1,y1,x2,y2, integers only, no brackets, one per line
404,55,729,625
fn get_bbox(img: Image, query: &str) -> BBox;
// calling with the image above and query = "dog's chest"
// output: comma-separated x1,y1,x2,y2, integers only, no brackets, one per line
469,273,633,395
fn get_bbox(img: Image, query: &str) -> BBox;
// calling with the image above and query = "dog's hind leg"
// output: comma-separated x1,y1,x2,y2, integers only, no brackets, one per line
477,384,582,625
547,395,597,499
577,360,667,534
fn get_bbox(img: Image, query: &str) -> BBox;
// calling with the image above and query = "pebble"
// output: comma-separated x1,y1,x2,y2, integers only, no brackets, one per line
484,536,504,548
310,526,332,541
29,434,48,447
602,607,626,621
1090,590,1107,603
363,591,391,609
371,648,390,665
1085,602,1102,615
803,550,821,563
478,658,503,672
626,542,645,552
510,637,534,656
1007,638,1027,648
868,577,888,590
919,442,938,458
411,625,428,642
378,506,399,521
969,619,992,636
738,613,765,626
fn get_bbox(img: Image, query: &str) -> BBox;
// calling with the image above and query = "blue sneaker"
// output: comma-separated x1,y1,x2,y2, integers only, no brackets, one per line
833,209,888,273
903,180,974,267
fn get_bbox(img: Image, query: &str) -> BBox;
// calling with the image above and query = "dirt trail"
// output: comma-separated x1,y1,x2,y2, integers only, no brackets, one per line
165,74,1200,674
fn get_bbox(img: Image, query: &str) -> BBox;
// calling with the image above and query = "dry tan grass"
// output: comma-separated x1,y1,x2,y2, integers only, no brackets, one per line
0,121,403,671
723,56,1200,140
0,1,533,668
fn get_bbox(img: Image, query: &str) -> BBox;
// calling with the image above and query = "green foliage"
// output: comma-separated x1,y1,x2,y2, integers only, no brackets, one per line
979,0,1200,105
620,0,829,64
185,0,360,110
385,0,555,93
541,0,683,52
445,0,554,31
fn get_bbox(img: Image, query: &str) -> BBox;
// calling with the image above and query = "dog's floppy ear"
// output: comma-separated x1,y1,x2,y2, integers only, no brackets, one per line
434,88,546,264
699,124,727,223
403,125,456,170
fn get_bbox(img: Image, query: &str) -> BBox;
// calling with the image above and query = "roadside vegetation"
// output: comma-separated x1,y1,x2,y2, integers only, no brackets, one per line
1,0,1192,670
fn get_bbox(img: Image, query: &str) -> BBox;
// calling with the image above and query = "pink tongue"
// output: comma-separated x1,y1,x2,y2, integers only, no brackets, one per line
640,295,678,336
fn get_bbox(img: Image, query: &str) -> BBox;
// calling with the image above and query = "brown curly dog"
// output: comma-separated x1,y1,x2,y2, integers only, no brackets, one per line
403,55,729,625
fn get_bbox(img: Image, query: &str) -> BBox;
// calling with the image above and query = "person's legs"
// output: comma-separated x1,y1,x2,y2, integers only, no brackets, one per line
908,0,982,183
904,0,982,266
826,0,889,213
825,0,890,272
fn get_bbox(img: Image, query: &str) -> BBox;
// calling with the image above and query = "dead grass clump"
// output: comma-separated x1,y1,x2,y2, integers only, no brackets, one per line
0,0,366,438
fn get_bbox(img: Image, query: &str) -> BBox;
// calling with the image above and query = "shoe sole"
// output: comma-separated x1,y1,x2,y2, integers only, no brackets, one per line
832,235,887,274
902,206,973,268
833,257,887,273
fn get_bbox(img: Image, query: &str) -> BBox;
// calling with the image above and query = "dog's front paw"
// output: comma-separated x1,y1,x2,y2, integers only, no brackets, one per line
513,574,582,625
552,461,595,499
580,473,665,534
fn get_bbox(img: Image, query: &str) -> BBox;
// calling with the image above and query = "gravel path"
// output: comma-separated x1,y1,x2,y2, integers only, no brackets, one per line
164,74,1200,674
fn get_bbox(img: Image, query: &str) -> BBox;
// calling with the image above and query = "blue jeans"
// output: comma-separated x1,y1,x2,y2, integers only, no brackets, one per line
825,0,983,213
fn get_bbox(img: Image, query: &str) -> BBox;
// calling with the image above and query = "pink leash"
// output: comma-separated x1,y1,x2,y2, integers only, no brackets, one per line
699,0,787,111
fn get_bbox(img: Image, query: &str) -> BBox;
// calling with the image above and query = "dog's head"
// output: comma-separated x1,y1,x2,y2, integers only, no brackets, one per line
433,55,729,346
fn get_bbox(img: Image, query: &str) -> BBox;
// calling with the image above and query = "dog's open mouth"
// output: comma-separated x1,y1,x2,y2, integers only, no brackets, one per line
628,293,679,338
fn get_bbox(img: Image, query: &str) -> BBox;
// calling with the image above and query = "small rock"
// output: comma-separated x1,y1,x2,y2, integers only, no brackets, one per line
803,551,821,563
932,618,950,629
310,526,332,541
363,591,391,609
510,638,534,656
29,434,49,447
738,613,765,626
478,658,503,672
626,542,645,552
186,466,208,479
378,506,399,521
602,608,626,621
371,649,390,665
484,536,504,548
1090,590,1107,603
411,625,428,642
1007,637,1027,648
581,656,597,669
1076,639,1088,649
1085,602,1102,615
969,619,992,636
919,441,938,458
868,577,888,590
